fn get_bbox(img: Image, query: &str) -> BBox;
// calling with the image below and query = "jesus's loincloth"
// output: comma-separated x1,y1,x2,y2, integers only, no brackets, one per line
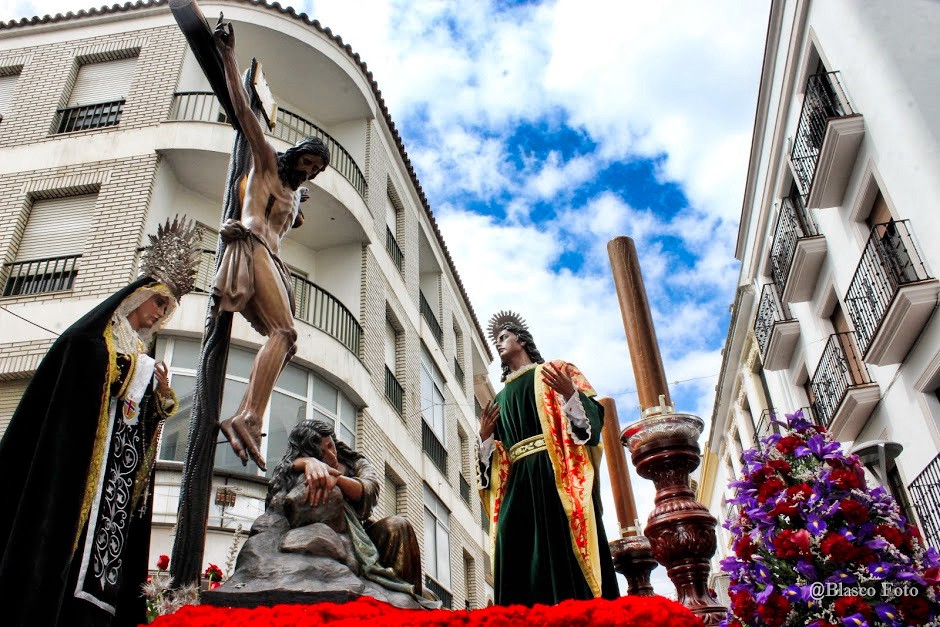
210,219,295,337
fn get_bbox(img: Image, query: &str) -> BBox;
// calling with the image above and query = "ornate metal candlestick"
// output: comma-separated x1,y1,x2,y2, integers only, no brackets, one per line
607,236,725,624
598,397,657,596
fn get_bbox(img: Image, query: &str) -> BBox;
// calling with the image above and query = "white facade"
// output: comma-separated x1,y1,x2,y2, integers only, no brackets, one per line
0,0,495,609
700,0,940,601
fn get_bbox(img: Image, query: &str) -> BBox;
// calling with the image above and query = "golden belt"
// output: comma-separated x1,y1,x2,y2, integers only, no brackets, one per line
508,434,547,463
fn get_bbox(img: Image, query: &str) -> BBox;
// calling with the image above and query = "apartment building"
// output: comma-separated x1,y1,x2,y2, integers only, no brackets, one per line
699,0,940,602
0,0,495,609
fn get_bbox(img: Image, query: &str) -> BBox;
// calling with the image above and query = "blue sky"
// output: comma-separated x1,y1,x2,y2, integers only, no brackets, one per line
1,0,772,596
301,0,771,596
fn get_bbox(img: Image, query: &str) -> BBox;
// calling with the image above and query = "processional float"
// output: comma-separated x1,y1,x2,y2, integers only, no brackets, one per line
606,236,726,624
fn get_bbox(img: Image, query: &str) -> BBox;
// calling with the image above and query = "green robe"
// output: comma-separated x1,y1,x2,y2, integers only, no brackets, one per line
486,368,619,606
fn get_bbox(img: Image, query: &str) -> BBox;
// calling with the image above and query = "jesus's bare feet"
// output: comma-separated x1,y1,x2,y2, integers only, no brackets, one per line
220,410,266,471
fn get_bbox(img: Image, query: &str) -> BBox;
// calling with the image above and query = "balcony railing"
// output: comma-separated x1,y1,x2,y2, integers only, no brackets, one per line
459,473,471,505
424,575,452,609
291,275,361,356
753,406,822,450
754,283,794,354
419,291,443,346
422,420,447,474
385,226,403,272
752,409,779,449
791,71,855,195
56,99,124,133
770,195,818,298
845,220,934,360
385,366,403,416
2,255,80,296
168,92,366,198
454,358,465,389
810,332,872,428
909,453,940,550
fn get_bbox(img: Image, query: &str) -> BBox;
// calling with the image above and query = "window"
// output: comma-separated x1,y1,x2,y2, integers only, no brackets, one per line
458,430,471,504
887,464,918,530
421,346,447,473
156,337,356,476
57,55,137,133
463,552,476,610
421,346,446,442
193,222,218,293
384,189,403,271
453,321,465,389
3,194,95,296
0,67,21,123
423,484,452,592
384,318,403,415
382,465,405,519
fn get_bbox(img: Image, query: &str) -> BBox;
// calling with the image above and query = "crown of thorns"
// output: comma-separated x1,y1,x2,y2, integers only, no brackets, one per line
140,216,202,300
487,310,529,342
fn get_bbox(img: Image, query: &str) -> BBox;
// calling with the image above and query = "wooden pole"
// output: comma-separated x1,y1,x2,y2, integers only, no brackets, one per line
598,397,638,536
607,235,725,622
606,236,671,411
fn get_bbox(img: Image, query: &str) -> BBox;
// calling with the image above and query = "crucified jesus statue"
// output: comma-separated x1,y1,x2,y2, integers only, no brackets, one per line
211,20,330,471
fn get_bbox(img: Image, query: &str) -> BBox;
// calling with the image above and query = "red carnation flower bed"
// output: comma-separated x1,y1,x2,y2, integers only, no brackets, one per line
149,594,702,626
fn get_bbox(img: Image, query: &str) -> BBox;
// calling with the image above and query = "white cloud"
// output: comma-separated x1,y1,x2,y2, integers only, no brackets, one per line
524,151,596,200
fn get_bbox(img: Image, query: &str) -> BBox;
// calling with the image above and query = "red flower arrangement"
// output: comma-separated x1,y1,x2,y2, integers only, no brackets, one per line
156,555,170,571
149,594,702,627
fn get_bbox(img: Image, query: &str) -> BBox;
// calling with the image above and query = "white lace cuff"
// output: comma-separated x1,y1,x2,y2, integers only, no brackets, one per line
564,392,591,444
477,434,494,489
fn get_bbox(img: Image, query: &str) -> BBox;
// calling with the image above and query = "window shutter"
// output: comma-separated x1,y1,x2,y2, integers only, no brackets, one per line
0,379,29,439
0,74,18,117
68,57,137,107
15,194,96,261
385,321,397,369
385,194,397,233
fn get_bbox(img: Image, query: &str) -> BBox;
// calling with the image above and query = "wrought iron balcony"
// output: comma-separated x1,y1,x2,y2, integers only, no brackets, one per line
169,92,366,198
459,473,471,505
909,453,940,551
55,99,124,133
770,195,826,302
422,419,447,474
419,291,443,346
384,365,403,416
752,408,779,449
790,72,864,208
810,332,879,439
753,283,800,370
753,406,821,450
291,274,362,356
2,254,80,296
424,575,452,609
385,226,403,272
845,220,939,366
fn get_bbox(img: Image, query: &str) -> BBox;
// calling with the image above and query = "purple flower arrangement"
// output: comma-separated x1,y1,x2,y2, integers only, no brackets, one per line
720,410,940,627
